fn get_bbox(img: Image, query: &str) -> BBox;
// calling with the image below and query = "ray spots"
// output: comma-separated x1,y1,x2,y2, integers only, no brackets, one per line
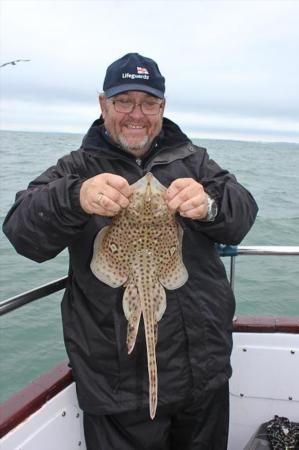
90,173,188,419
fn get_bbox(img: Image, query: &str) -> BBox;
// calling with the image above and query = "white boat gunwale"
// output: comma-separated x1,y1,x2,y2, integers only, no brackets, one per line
1,314,298,440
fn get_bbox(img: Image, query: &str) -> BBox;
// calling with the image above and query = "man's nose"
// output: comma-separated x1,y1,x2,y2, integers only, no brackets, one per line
129,103,145,119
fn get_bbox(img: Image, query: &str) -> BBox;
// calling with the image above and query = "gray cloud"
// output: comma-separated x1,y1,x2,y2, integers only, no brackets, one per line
1,0,299,142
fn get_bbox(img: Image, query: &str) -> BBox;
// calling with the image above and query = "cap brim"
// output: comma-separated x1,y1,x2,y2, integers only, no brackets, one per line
104,83,164,99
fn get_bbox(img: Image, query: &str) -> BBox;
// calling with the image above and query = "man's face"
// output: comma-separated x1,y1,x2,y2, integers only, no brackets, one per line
99,91,165,157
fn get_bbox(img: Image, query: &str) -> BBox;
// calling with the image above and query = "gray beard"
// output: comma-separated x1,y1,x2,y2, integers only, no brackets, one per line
117,134,151,157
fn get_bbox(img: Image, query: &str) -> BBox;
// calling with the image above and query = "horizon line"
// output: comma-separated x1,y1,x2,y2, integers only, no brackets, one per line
1,127,298,146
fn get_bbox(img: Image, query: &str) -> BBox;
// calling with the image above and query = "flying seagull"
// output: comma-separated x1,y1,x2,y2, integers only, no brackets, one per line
0,59,31,68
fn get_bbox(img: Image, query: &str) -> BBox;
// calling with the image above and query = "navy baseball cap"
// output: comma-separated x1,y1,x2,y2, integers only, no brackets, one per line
103,53,165,99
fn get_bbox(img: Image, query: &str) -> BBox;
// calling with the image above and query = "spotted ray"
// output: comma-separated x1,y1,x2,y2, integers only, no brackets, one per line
90,173,188,419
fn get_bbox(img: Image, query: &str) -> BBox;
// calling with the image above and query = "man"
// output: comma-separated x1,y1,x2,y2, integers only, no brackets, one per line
3,53,258,449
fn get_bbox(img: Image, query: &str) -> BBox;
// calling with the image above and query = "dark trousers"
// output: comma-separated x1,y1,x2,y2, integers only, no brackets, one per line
83,382,229,450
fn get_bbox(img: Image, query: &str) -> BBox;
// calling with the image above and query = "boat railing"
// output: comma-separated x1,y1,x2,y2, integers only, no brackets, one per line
217,244,299,291
1,245,299,317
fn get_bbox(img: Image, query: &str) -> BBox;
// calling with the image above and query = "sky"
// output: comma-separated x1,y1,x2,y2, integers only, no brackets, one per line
1,0,299,142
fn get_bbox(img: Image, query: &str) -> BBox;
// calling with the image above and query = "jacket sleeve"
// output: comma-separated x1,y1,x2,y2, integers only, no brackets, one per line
187,147,258,245
2,153,91,263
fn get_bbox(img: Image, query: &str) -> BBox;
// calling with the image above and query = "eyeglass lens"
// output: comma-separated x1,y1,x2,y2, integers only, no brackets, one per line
113,100,162,115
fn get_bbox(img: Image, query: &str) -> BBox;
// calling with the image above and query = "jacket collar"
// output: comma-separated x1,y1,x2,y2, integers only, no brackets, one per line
81,116,190,159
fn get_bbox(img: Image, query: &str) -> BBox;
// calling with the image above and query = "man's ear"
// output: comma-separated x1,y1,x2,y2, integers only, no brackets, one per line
99,95,106,118
161,98,166,115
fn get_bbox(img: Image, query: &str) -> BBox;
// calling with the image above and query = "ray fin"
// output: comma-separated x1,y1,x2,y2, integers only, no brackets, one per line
90,226,128,288
159,224,188,290
123,283,142,354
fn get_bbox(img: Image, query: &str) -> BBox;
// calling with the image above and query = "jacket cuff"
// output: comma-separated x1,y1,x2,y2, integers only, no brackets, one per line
70,177,90,217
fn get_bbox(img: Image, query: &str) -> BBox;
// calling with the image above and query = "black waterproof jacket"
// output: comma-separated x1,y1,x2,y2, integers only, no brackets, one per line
3,117,258,415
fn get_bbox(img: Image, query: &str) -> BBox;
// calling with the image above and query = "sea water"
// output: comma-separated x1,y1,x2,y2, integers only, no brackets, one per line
0,129,298,402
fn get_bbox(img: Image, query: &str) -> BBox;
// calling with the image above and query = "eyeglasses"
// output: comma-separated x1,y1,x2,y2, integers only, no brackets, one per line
110,99,163,115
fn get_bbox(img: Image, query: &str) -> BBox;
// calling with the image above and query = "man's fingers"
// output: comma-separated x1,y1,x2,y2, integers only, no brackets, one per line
102,184,130,209
96,193,121,213
105,174,132,198
179,203,208,220
165,178,209,219
167,187,188,212
167,184,205,212
166,178,193,202
180,194,207,213
80,173,131,216
91,200,119,216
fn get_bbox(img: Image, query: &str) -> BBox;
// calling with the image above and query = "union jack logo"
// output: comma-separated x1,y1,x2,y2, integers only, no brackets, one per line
137,66,149,74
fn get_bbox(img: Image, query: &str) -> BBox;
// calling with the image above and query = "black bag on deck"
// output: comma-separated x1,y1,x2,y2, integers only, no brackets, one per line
244,416,299,450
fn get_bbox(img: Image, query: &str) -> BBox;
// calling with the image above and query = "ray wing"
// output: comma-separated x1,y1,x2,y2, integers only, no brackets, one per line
158,223,188,290
90,226,128,287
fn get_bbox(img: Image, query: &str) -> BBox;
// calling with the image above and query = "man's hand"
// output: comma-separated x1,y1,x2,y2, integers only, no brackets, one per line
80,173,132,216
166,178,209,220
